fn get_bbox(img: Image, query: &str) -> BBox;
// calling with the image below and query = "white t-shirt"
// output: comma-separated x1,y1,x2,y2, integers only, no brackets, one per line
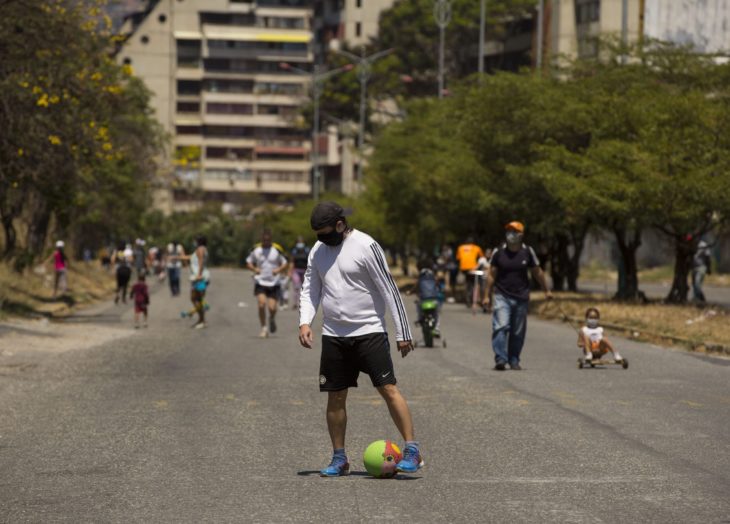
299,229,412,341
581,325,604,349
247,245,287,287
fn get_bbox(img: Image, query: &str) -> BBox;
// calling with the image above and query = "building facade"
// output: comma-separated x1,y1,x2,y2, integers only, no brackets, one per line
313,0,395,57
643,0,730,54
117,0,314,211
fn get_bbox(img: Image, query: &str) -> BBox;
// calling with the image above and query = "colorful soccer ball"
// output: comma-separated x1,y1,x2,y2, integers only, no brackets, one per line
363,440,402,478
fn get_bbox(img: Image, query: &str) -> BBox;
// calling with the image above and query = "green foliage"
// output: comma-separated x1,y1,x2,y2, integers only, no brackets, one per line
0,0,165,259
365,40,730,298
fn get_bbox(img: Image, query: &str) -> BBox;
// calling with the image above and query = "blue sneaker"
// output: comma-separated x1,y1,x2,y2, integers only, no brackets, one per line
320,455,350,477
396,444,424,473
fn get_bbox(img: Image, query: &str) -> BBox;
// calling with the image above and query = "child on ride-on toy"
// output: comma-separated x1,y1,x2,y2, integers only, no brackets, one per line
413,258,441,336
578,307,624,363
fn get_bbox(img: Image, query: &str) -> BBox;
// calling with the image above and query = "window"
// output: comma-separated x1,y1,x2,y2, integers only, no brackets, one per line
122,57,132,65
355,22,361,37
141,35,149,44
176,125,202,135
158,14,167,23
177,102,200,113
206,103,254,115
206,147,252,160
177,80,201,95
356,0,362,7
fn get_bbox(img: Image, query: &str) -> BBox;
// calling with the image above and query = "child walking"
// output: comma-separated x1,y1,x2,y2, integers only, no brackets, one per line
130,273,150,329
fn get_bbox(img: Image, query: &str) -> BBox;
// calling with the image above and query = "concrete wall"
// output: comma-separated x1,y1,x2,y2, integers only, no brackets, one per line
644,0,730,53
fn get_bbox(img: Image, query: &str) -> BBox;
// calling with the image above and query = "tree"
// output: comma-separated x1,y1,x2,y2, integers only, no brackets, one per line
0,0,164,264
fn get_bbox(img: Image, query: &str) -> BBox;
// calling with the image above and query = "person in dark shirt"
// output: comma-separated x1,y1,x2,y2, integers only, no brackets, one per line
289,235,310,310
483,221,552,370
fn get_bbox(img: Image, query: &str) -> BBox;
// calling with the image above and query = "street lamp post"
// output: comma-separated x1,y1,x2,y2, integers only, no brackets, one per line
333,47,393,186
433,0,452,98
280,62,353,202
478,0,486,79
536,0,545,71
621,0,629,64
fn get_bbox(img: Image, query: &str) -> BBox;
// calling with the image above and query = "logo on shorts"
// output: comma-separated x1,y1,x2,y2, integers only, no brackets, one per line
319,375,327,385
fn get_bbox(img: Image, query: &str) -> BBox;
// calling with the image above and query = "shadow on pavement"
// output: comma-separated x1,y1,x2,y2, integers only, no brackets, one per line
297,470,421,480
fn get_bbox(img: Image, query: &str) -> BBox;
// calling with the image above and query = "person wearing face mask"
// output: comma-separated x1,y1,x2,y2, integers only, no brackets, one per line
246,230,289,338
483,221,552,370
578,308,623,363
298,201,423,477
289,235,310,310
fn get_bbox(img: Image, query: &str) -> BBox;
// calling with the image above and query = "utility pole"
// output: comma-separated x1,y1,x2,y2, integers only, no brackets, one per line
536,0,545,71
433,0,452,98
280,62,353,201
478,0,486,80
621,0,629,64
333,47,393,186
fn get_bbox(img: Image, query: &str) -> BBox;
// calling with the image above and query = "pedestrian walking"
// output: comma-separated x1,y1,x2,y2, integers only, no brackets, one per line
47,240,68,298
441,245,458,300
129,273,150,329
246,230,288,338
187,236,210,329
133,238,147,277
298,201,423,477
289,235,310,309
456,237,485,306
483,221,552,370
165,242,185,296
692,239,712,303
112,242,132,304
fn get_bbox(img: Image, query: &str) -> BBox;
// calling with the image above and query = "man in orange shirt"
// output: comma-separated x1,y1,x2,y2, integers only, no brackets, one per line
456,237,485,307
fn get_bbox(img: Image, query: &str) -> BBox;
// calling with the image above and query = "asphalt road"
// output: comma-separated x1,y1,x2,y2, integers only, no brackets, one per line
1,269,729,523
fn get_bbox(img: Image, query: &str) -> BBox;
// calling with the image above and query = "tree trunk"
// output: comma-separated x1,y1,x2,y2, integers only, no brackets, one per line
613,226,642,300
567,224,588,292
1,214,16,257
400,248,409,277
549,234,569,291
25,200,51,257
666,237,693,303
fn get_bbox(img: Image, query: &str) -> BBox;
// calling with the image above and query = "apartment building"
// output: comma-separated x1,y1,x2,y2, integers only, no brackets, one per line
313,0,395,56
117,0,314,211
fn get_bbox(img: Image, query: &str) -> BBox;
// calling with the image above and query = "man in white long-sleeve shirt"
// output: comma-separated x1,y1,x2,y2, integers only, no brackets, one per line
299,201,423,477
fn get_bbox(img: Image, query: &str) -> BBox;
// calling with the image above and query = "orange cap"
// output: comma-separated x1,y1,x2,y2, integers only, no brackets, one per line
505,221,525,233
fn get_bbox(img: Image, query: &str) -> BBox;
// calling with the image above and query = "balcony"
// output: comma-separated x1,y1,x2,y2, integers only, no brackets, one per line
205,40,310,61
202,24,311,45
200,168,311,194
204,157,311,172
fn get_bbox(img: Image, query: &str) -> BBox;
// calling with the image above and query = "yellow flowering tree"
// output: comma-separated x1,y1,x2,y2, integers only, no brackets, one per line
0,0,164,262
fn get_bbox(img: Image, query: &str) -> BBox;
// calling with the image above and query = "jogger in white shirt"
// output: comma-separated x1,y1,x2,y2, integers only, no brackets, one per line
298,201,423,477
246,230,288,338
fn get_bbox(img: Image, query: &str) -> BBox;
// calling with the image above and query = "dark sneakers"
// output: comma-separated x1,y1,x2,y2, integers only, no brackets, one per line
494,363,507,371
509,363,522,370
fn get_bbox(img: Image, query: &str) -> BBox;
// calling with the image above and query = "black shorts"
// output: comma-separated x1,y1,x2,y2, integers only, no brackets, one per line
254,283,280,298
319,333,396,391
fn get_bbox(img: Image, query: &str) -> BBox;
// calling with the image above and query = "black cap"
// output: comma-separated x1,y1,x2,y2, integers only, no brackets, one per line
310,201,350,230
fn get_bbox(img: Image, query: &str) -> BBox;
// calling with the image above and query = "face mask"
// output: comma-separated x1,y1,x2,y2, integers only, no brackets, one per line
296,242,304,248
586,318,599,329
317,229,345,246
506,232,522,244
